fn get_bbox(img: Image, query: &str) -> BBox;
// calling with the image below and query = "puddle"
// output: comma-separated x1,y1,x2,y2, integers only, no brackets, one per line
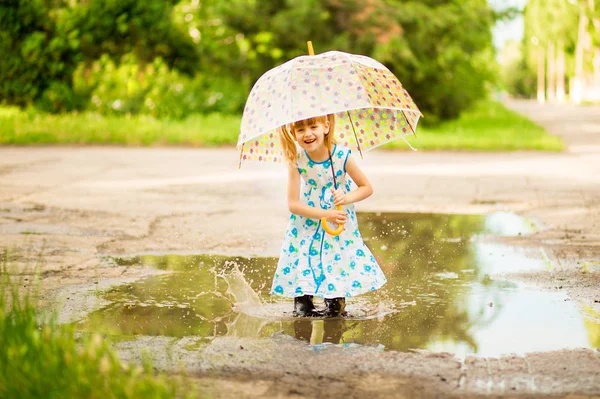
78,212,599,357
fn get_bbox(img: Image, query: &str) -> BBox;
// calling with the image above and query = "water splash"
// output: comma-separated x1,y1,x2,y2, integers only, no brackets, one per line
218,260,402,321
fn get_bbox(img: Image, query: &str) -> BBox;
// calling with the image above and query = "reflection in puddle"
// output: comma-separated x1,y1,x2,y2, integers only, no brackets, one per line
81,212,599,357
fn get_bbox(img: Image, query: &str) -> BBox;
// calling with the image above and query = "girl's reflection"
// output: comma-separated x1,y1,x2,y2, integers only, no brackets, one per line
293,319,346,344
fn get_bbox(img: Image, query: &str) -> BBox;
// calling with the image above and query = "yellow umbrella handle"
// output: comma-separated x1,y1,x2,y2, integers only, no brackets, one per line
321,205,344,236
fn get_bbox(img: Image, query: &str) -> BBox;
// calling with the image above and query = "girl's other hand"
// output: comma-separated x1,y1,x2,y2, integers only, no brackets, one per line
331,188,346,206
326,209,347,225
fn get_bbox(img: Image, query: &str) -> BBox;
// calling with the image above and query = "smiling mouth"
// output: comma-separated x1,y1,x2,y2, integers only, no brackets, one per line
304,138,316,144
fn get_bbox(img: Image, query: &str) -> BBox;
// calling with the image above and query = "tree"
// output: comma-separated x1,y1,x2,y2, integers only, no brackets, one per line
0,0,79,107
218,0,497,121
67,0,199,75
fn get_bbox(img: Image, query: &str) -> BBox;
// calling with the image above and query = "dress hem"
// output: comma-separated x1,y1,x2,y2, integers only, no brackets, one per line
270,279,386,299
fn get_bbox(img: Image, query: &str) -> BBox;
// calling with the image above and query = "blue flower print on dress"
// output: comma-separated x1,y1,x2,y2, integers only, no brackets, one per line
270,145,387,298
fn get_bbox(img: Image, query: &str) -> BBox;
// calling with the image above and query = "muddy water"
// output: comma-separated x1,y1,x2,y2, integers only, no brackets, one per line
78,212,600,357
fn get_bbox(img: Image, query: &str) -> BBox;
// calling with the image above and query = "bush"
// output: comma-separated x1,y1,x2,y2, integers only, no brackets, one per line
72,54,246,119
0,0,79,107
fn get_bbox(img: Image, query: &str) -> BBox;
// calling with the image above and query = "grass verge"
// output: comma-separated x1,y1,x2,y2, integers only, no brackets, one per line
386,100,564,151
0,254,190,399
0,100,563,151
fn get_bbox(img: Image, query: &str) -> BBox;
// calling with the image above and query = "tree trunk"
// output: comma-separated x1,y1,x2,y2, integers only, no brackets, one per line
573,5,588,104
589,0,600,34
547,42,556,102
590,0,600,98
594,49,600,93
537,46,545,104
556,41,566,103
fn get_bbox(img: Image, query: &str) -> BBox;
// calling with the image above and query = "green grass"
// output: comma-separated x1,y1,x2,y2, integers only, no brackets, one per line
0,100,564,151
0,256,191,399
0,106,239,146
386,100,564,151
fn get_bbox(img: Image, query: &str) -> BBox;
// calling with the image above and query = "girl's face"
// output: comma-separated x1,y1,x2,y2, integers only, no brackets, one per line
293,120,330,153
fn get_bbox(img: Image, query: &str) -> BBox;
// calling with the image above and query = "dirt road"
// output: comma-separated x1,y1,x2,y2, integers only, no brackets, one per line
1,99,599,398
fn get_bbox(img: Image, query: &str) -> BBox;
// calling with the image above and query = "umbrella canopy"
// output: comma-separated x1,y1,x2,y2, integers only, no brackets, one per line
238,50,422,164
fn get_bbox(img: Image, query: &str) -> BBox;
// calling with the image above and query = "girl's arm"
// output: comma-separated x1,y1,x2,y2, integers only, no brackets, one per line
334,154,373,205
287,164,346,224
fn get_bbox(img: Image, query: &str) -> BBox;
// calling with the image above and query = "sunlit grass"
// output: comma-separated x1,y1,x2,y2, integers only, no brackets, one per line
386,100,564,151
0,253,190,399
0,107,239,146
0,100,564,151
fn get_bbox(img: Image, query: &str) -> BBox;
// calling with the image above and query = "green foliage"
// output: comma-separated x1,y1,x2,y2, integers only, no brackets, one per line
218,0,497,121
2,0,498,121
523,0,579,73
66,0,199,75
72,54,246,118
0,260,184,399
0,0,79,107
499,41,536,98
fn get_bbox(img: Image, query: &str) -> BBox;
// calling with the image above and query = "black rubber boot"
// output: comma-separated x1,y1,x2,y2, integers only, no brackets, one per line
323,297,347,318
293,295,322,317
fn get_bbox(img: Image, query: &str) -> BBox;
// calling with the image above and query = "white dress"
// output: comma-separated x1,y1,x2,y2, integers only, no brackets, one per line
271,144,387,298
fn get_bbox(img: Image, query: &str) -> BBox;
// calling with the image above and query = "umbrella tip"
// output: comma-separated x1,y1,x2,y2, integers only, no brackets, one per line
307,41,314,56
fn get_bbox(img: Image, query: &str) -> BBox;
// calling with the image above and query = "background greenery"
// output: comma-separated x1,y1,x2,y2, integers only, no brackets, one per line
0,0,574,150
1,0,502,121
501,0,599,97
0,100,563,151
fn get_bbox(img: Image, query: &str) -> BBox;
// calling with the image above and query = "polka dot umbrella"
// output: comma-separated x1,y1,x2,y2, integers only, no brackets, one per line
237,44,423,167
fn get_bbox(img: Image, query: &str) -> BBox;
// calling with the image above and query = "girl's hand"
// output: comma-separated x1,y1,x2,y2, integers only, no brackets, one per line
325,209,347,225
331,188,346,206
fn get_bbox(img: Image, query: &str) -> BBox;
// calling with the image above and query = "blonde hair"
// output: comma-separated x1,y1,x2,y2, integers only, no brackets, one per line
278,114,336,164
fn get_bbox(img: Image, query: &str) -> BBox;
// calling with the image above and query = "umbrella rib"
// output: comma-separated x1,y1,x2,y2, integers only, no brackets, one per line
289,59,296,133
238,142,245,169
346,110,364,159
400,109,417,137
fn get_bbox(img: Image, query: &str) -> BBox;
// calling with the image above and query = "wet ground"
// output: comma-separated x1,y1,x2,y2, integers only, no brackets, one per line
76,212,599,358
1,100,600,397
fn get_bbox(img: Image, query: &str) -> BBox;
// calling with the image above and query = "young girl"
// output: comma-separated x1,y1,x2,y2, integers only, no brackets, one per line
271,113,387,317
